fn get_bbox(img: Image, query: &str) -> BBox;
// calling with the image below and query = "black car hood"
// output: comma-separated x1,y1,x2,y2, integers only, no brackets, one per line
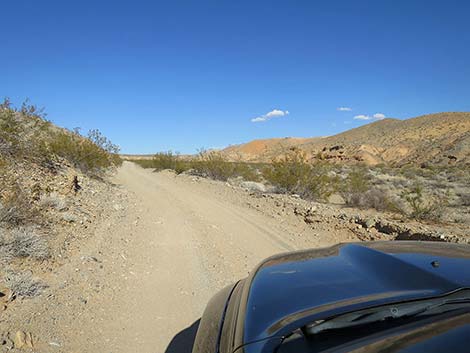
235,241,470,347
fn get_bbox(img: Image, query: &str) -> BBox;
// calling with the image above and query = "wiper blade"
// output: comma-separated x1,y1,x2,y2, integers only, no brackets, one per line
304,294,470,336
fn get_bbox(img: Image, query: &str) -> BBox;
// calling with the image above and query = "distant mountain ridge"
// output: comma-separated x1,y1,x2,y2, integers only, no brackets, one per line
221,112,470,166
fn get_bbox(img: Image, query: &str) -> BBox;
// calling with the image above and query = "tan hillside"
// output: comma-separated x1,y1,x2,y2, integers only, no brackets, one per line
221,112,470,165
222,137,316,162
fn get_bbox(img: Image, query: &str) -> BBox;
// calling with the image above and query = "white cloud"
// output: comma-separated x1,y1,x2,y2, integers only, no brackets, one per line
353,113,387,121
353,114,371,120
337,107,352,111
251,109,289,123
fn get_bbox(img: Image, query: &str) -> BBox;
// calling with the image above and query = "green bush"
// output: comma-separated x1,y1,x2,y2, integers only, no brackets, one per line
133,150,260,182
263,149,338,201
190,150,259,181
149,151,189,174
0,99,23,156
0,98,121,173
399,183,449,220
341,167,371,205
47,129,121,174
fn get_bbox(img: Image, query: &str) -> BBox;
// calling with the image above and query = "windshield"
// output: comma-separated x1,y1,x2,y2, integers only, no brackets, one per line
278,290,470,353
304,289,470,335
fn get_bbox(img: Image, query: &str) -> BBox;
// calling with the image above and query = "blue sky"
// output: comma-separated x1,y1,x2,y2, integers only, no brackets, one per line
1,0,469,154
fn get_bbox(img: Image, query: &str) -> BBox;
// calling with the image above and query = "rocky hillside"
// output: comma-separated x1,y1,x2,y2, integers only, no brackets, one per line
222,112,470,166
0,100,123,349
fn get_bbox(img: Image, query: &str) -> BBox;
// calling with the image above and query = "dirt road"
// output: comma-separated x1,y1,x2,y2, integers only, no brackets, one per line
66,161,336,353
99,161,316,353
18,162,346,353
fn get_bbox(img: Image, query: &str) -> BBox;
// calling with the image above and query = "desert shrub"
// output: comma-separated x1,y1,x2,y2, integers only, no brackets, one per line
398,164,435,179
0,99,54,162
133,151,260,181
340,167,371,205
263,149,311,191
47,129,121,174
130,158,156,169
263,149,338,200
231,162,261,182
1,99,121,173
399,183,449,220
459,193,470,206
0,99,23,156
0,179,40,227
150,151,190,174
38,192,67,211
191,150,259,181
191,151,235,181
345,188,399,212
0,228,49,261
3,270,47,297
11,229,49,260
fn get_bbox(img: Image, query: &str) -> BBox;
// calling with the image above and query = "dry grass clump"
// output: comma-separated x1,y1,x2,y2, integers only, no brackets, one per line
0,179,40,227
3,270,47,298
458,192,470,207
38,192,67,211
0,228,49,262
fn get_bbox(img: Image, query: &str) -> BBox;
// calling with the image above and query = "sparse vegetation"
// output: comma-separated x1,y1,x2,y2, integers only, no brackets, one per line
132,150,260,181
1,98,121,175
133,148,469,225
0,98,123,301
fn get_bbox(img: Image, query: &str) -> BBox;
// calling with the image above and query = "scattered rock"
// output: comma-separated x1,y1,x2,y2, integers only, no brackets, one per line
13,331,26,349
327,194,345,204
1,333,14,350
62,213,78,223
364,218,376,229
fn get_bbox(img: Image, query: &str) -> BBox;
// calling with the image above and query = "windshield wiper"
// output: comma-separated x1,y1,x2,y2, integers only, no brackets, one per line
304,292,470,336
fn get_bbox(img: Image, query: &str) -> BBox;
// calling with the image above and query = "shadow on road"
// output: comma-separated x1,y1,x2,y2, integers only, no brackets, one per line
165,319,200,353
